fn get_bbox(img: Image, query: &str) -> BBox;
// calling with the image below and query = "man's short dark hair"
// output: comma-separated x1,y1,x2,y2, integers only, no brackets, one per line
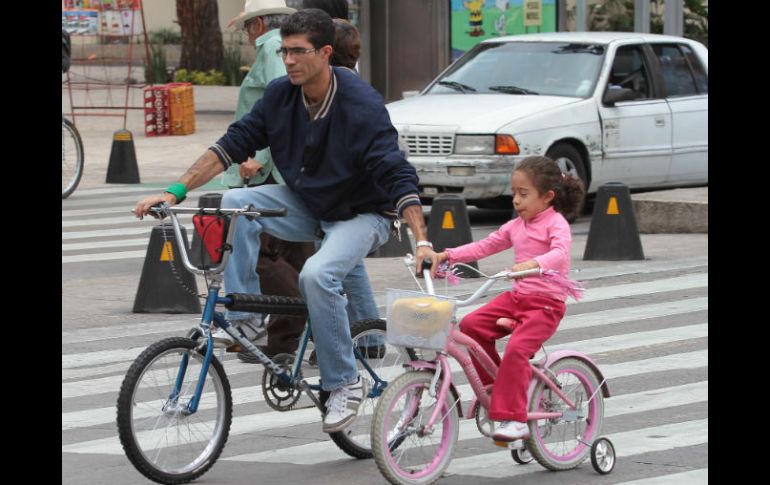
280,8,335,50
302,0,349,20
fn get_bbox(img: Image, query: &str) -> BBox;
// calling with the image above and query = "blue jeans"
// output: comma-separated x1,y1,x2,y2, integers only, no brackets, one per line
343,262,385,346
222,185,390,390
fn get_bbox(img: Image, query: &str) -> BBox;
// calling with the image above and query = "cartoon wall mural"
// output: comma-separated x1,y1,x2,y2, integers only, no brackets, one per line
451,0,557,60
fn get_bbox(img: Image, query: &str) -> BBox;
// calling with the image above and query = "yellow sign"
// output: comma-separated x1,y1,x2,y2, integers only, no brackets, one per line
160,241,175,261
524,0,542,27
442,211,455,229
113,133,132,141
606,196,620,215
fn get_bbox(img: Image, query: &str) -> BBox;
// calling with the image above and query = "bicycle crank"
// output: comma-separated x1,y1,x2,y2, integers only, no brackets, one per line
261,353,302,411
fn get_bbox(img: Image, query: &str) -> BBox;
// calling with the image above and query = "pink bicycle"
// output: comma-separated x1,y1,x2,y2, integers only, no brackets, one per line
371,258,616,484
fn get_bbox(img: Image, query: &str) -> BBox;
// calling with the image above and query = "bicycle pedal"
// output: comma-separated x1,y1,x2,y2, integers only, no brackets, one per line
493,439,525,449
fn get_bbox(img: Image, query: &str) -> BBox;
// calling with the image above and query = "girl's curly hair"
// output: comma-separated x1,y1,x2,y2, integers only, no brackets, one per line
515,156,586,219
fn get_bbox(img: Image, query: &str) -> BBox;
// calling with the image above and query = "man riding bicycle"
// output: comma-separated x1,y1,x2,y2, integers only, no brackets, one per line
134,8,438,433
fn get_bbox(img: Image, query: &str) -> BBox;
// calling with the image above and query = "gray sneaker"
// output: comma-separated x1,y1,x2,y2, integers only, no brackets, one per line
322,376,369,433
212,314,266,348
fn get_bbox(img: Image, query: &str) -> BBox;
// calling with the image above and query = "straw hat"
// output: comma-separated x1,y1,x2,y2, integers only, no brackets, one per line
232,0,296,30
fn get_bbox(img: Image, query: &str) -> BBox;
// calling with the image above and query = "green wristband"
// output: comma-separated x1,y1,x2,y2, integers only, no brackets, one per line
164,182,187,203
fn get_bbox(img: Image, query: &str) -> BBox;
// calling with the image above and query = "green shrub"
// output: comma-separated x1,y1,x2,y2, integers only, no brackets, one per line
144,43,168,84
173,68,226,85
223,42,245,86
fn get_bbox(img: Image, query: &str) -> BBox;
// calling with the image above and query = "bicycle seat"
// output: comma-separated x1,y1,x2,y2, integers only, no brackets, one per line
226,293,307,317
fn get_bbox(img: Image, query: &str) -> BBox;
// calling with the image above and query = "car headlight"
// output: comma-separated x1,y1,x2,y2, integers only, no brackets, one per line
454,135,520,155
454,135,495,155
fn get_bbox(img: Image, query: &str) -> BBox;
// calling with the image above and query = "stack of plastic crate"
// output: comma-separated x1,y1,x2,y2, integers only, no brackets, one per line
143,85,170,137
168,82,195,136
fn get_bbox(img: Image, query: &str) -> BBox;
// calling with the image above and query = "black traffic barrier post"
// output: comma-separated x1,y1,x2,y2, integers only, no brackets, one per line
133,222,201,313
427,195,479,278
583,182,645,260
105,129,140,183
368,221,413,258
190,193,223,268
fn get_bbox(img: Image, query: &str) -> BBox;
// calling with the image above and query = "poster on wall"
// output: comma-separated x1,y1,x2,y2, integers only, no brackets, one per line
450,0,556,60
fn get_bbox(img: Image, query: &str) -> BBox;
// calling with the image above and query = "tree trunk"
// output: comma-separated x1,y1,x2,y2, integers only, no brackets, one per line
176,0,224,71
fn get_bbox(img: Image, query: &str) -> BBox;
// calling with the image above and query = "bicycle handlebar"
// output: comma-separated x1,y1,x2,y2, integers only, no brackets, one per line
147,205,287,218
137,202,288,276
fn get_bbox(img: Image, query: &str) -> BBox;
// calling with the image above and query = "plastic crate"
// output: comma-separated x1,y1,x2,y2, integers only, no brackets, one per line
143,85,170,137
168,82,195,136
386,289,455,350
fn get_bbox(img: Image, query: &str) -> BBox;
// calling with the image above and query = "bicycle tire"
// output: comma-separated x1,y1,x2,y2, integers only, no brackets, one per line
328,318,417,459
526,357,604,471
62,116,84,199
116,337,232,485
372,370,460,485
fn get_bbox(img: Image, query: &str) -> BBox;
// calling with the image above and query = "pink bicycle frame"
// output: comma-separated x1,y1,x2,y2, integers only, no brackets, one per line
413,324,610,430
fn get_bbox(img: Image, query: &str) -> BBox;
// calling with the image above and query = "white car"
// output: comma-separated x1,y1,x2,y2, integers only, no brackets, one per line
386,32,708,209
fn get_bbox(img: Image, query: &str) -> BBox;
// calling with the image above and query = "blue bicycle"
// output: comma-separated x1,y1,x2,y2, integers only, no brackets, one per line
116,204,415,484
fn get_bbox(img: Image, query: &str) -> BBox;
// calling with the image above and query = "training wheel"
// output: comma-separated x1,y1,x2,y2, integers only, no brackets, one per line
511,446,533,464
591,437,616,474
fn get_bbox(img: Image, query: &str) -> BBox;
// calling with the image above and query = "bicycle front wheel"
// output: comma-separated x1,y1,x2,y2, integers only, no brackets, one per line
328,318,417,459
62,116,84,199
372,370,460,485
116,337,232,485
527,357,604,471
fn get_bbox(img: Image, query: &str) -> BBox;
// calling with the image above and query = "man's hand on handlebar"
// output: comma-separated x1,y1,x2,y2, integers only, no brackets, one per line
415,246,439,278
134,193,177,220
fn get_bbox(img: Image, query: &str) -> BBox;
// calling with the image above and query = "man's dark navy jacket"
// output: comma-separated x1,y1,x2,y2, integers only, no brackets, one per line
211,66,420,222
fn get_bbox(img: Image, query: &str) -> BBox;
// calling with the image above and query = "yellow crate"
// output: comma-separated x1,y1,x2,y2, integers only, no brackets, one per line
168,83,196,136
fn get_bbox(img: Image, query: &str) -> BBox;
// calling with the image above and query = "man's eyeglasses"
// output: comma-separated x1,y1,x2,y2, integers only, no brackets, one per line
276,47,318,59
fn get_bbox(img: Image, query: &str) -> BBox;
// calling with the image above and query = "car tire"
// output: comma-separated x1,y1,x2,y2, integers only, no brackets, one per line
546,143,588,222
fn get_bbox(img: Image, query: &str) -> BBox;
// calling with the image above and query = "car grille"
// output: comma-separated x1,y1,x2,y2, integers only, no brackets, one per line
400,134,454,156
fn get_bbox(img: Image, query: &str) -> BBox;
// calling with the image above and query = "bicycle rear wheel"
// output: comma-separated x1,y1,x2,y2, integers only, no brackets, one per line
62,116,84,199
527,357,604,471
116,337,232,485
372,370,460,485
328,318,417,459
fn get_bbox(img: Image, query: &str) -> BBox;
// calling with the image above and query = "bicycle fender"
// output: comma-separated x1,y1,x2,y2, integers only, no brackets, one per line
528,351,611,399
404,361,465,418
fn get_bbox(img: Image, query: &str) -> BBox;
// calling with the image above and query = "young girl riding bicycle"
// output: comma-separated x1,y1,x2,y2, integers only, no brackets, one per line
436,156,586,442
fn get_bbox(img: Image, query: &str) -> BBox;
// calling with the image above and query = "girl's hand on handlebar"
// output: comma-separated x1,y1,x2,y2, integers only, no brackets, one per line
134,193,177,220
510,260,540,278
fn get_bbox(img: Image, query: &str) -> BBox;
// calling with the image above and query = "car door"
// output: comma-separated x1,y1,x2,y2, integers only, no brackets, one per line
596,43,672,187
649,42,708,185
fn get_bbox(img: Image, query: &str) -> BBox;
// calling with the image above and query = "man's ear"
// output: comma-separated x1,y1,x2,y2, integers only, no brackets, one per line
320,44,333,61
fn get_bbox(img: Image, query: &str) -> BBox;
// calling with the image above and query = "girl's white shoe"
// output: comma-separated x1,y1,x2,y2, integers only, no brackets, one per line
492,420,530,442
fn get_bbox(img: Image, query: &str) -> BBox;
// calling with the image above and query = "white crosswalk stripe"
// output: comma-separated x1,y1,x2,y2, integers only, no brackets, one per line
62,193,708,483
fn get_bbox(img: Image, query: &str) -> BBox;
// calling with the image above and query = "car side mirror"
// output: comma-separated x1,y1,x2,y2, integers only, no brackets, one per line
603,87,638,106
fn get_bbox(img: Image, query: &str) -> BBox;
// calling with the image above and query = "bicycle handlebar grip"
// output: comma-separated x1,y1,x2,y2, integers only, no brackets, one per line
256,208,288,217
421,259,433,271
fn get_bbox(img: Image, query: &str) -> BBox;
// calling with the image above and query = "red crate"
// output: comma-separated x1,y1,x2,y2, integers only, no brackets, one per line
143,85,171,136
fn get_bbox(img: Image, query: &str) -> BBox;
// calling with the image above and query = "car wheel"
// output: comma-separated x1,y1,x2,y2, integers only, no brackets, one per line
545,143,588,223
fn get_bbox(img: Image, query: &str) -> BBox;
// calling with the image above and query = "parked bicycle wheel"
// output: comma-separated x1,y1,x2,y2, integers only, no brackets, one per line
372,370,460,485
328,318,417,459
527,358,604,471
116,337,233,485
62,116,84,199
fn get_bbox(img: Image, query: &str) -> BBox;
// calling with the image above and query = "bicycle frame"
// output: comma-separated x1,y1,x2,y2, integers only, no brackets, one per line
154,203,394,415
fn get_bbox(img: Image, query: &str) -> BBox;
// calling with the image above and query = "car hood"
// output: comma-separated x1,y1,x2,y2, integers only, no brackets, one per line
387,94,582,132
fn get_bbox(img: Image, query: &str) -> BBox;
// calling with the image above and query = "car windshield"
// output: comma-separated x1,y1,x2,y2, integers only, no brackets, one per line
427,41,605,98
